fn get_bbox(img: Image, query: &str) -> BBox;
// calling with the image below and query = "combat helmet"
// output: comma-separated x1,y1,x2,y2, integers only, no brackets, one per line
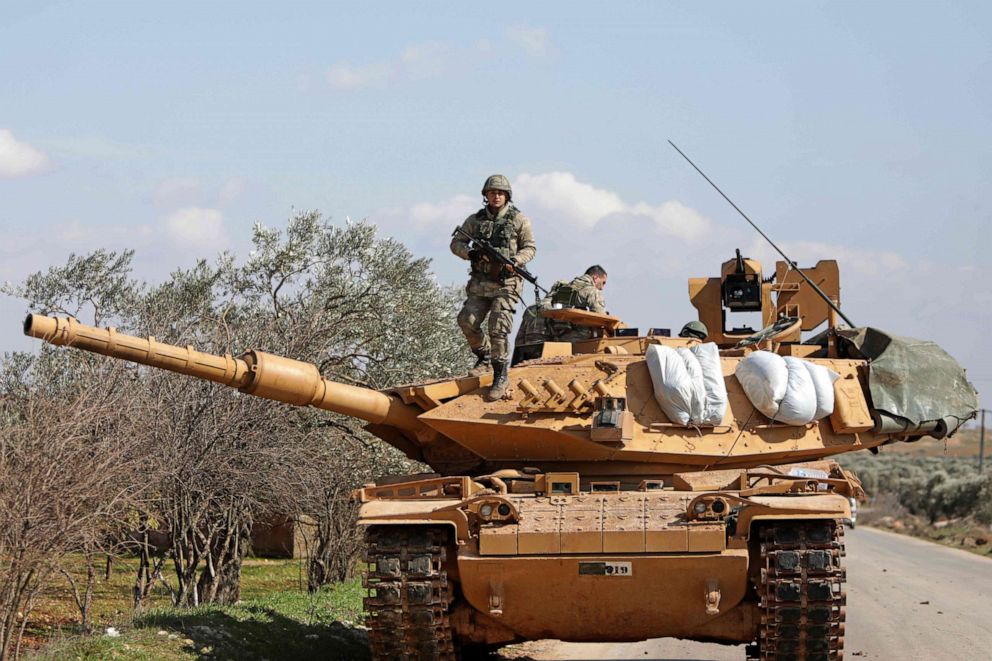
679,320,708,340
482,174,512,201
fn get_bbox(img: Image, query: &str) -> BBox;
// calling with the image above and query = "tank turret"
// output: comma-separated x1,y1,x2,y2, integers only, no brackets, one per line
25,256,976,480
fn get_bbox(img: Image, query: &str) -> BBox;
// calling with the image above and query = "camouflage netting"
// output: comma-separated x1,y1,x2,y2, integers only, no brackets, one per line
837,327,979,438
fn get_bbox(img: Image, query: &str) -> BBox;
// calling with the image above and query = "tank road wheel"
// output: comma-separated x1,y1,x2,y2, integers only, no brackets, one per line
748,520,846,661
364,526,456,661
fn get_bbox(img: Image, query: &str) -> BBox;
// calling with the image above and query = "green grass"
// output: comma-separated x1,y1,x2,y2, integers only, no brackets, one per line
25,556,368,660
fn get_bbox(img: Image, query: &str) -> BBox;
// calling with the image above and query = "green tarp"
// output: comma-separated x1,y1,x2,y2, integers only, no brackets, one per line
837,327,978,438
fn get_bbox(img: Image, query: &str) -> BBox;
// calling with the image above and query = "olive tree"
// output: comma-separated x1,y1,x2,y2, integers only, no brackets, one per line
4,211,469,613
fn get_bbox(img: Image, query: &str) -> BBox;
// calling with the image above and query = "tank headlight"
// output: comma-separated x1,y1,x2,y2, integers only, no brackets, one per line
497,503,511,516
693,501,708,514
480,504,494,518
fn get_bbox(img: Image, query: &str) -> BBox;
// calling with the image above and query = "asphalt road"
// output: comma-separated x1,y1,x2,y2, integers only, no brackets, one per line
510,526,992,661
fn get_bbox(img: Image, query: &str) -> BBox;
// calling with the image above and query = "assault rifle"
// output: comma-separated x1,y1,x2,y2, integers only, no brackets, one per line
454,226,549,297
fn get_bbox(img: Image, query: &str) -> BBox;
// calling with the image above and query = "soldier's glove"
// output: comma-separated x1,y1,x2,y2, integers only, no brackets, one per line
468,248,488,263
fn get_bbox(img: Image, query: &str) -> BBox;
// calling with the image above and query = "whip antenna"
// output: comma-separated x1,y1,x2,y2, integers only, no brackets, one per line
668,140,856,328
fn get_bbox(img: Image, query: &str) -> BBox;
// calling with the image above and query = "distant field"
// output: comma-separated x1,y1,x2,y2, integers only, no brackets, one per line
839,437,992,559
881,427,987,458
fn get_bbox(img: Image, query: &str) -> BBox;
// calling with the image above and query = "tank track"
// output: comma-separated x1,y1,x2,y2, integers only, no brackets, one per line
364,526,456,661
748,520,846,661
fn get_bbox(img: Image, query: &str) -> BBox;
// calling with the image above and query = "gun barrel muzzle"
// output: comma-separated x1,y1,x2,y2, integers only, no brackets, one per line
24,314,250,387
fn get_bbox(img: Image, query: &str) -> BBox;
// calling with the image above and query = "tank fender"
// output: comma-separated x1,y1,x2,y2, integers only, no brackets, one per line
358,516,466,542
737,494,850,538
357,499,472,542
359,519,462,537
358,494,521,544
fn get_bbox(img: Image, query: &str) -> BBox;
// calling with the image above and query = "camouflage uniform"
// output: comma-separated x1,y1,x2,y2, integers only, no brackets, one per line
550,273,607,342
514,299,553,348
556,273,606,314
450,203,536,362
513,272,607,354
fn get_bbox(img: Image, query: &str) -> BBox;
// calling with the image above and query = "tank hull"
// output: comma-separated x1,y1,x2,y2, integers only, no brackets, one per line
357,467,852,657
457,550,754,643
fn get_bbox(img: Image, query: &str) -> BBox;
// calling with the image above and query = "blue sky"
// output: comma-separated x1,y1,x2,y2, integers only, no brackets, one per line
2,1,989,410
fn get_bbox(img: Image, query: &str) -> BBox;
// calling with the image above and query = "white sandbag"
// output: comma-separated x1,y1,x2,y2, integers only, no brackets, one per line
677,347,706,424
690,342,728,425
734,351,788,420
777,357,818,425
737,351,841,425
645,344,693,425
803,361,841,420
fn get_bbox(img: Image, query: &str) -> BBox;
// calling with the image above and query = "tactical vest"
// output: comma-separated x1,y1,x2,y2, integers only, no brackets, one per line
470,205,519,279
550,281,589,310
548,278,593,337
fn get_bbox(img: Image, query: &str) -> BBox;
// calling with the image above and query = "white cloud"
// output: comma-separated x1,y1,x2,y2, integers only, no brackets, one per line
326,61,392,90
377,171,710,243
516,171,711,240
326,42,450,90
632,200,711,241
0,129,50,177
748,238,910,278
163,207,227,250
407,194,477,229
218,177,247,204
506,25,554,57
515,172,624,228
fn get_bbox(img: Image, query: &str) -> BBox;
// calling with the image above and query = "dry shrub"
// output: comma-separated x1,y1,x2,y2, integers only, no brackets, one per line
840,452,992,524
3,211,469,635
0,358,142,659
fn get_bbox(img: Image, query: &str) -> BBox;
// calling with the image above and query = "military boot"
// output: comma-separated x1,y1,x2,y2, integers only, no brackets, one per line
485,359,509,402
468,348,491,377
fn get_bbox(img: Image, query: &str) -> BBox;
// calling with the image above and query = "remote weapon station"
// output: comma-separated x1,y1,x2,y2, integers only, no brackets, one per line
23,148,977,661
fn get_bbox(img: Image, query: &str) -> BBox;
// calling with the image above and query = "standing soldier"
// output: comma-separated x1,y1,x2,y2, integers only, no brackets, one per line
451,174,536,401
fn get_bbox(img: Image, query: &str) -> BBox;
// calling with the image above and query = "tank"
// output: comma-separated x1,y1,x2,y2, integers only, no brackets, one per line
23,252,978,661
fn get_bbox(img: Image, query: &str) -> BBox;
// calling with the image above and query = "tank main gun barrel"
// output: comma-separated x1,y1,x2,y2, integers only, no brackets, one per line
23,314,425,432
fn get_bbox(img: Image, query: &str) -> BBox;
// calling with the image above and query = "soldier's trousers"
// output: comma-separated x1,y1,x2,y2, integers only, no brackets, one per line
457,276,523,361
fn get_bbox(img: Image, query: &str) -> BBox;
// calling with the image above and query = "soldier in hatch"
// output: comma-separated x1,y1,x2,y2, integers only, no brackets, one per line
511,265,609,362
450,174,536,401
547,265,608,342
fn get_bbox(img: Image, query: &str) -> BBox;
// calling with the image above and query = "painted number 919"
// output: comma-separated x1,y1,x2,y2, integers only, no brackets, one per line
579,561,632,576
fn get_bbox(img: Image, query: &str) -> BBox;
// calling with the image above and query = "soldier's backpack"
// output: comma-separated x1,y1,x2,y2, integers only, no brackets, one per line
550,281,588,310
